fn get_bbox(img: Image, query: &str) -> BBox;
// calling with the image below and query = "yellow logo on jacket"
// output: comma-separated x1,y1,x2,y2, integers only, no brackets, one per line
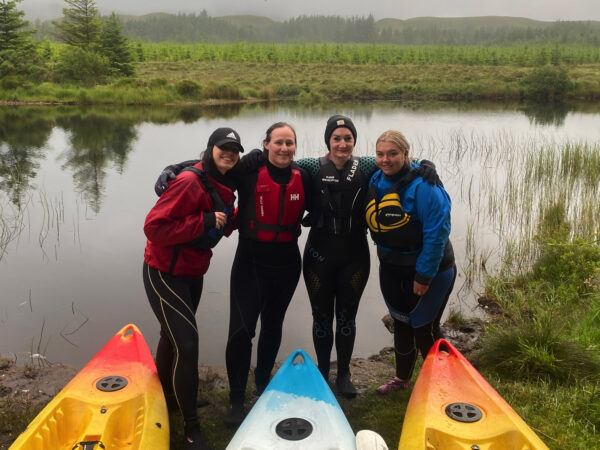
365,193,411,232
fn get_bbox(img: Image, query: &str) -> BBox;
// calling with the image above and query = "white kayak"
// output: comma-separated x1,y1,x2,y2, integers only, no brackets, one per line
226,349,357,450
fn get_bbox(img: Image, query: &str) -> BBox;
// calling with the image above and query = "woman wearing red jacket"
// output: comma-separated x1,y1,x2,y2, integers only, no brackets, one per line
143,127,243,450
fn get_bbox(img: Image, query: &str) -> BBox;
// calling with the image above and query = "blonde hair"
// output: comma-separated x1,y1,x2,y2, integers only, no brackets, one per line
376,130,410,156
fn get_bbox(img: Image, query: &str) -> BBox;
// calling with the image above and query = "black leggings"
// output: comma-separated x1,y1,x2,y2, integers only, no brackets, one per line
143,262,203,432
379,263,456,380
303,231,370,379
226,244,301,405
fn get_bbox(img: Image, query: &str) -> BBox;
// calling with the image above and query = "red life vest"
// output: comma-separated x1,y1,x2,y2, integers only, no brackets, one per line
240,165,305,242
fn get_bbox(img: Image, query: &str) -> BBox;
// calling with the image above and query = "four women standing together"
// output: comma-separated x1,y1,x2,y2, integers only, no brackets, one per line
143,116,455,449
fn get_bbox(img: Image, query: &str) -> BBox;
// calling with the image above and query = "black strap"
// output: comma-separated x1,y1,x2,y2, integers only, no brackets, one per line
169,244,181,275
182,167,226,211
389,170,419,193
72,441,105,450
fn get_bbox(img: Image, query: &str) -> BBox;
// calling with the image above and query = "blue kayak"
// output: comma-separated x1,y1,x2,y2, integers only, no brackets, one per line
226,349,357,450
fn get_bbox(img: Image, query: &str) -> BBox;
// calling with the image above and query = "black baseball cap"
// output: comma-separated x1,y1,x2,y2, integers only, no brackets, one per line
207,127,244,153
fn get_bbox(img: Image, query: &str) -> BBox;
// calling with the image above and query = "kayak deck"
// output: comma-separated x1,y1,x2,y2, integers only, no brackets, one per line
398,339,548,450
9,324,168,450
227,349,356,450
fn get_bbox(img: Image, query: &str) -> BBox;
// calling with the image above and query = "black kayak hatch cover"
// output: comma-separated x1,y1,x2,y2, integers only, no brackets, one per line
96,375,128,392
275,417,313,441
445,402,483,423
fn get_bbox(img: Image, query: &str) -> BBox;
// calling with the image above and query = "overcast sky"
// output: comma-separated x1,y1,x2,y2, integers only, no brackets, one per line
20,0,600,22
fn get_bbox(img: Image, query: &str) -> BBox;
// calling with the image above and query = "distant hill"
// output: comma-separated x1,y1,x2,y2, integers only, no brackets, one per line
31,12,600,46
376,16,554,30
217,15,276,29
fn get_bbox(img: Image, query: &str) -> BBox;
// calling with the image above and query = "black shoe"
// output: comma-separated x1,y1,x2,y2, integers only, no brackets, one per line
335,372,357,398
184,428,211,450
197,397,210,408
255,383,267,397
224,403,246,428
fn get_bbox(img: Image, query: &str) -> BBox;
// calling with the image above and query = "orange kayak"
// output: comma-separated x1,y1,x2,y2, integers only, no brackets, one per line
10,324,169,450
398,339,548,450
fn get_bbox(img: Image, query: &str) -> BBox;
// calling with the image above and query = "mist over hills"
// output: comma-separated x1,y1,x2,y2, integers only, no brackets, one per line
29,12,600,46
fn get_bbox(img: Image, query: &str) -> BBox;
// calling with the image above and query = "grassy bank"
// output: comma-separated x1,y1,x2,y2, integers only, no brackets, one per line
3,61,600,105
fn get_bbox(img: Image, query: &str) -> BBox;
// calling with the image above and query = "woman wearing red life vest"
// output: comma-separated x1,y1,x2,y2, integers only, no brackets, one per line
152,123,312,428
143,127,243,450
224,122,312,426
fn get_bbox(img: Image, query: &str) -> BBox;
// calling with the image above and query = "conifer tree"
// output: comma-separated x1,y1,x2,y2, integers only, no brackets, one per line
0,0,38,78
97,13,134,76
53,0,101,49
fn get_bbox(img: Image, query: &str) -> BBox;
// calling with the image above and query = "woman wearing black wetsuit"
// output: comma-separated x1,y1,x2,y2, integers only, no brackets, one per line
224,122,312,426
297,115,439,398
298,116,372,397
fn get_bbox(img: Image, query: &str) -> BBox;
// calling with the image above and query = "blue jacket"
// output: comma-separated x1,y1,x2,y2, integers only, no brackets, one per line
369,162,451,280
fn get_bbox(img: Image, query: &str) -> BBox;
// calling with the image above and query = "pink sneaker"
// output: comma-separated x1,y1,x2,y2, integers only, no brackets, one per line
376,378,413,394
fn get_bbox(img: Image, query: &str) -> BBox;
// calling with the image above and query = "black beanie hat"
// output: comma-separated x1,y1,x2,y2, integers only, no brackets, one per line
324,115,357,150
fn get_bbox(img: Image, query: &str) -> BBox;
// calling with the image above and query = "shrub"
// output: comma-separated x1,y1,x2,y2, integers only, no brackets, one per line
475,313,600,383
258,86,276,99
0,75,24,90
202,82,241,100
53,47,110,86
175,79,201,98
520,65,574,101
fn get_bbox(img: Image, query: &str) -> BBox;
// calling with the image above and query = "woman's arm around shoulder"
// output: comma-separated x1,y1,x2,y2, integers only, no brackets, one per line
295,157,320,178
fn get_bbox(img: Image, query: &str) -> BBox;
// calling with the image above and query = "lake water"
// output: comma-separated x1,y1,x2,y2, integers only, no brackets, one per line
1,101,599,369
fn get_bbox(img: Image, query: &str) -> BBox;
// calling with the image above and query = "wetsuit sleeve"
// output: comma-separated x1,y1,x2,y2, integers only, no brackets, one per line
144,173,214,246
240,149,266,171
360,156,379,178
414,159,441,186
295,158,320,177
299,166,314,216
413,182,452,284
154,159,199,196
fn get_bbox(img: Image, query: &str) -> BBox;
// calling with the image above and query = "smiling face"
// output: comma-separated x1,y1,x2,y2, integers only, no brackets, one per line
264,126,296,168
375,140,408,176
328,127,355,168
212,144,240,174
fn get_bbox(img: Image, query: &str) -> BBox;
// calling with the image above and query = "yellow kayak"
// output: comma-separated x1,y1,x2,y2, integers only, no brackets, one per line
398,339,548,450
10,324,169,450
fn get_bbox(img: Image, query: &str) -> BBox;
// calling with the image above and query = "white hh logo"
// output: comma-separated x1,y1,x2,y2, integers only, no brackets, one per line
290,193,300,201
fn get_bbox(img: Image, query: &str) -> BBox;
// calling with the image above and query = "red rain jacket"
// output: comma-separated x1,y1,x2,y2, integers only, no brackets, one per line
144,162,236,277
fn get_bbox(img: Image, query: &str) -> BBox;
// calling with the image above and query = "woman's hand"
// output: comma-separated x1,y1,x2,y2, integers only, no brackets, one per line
413,280,430,296
214,212,227,229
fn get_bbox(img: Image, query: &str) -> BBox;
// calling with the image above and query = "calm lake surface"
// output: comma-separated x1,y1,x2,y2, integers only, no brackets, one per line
1,101,599,368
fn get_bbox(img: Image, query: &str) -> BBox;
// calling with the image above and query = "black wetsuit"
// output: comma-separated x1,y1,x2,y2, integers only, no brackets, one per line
226,158,312,405
297,156,377,380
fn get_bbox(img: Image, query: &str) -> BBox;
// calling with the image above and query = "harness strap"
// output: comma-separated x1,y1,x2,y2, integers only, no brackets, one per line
182,167,226,211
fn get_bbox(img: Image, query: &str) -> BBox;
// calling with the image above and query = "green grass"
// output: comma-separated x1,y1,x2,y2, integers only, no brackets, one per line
3,60,600,105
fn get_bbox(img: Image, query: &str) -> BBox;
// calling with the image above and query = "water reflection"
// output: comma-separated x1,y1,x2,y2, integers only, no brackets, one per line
0,107,52,207
56,113,138,213
0,101,599,368
519,101,572,126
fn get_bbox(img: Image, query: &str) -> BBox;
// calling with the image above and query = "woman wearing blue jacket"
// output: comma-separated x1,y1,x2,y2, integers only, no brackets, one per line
366,130,456,393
